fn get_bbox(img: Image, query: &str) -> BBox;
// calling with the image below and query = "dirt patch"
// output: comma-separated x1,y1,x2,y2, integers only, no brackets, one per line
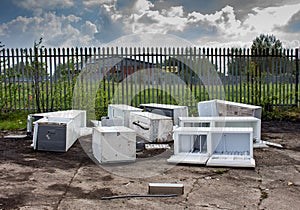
1,120,300,209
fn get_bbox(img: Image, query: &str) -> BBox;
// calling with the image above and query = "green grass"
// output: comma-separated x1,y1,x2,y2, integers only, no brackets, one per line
0,111,28,130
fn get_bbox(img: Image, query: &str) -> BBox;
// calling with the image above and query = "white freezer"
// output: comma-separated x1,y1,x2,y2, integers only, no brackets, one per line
139,103,188,126
108,104,142,127
168,127,255,167
32,110,86,152
129,111,173,142
198,99,262,119
178,116,261,144
92,126,136,163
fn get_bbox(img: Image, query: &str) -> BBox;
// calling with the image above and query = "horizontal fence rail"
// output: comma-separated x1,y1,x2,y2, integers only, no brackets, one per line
0,47,299,118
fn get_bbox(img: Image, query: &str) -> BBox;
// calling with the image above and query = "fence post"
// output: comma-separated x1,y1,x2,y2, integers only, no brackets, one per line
296,48,299,107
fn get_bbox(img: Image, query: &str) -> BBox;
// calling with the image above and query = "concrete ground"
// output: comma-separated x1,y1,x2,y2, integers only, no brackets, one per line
0,121,300,210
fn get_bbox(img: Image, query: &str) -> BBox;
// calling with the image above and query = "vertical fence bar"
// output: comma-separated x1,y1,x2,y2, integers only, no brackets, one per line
296,48,299,107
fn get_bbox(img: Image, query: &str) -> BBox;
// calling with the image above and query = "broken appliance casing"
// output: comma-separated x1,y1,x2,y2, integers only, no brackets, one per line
129,112,173,142
168,127,255,167
92,126,136,163
178,116,261,144
139,103,188,126
108,104,143,127
32,110,86,152
101,116,124,126
198,100,262,119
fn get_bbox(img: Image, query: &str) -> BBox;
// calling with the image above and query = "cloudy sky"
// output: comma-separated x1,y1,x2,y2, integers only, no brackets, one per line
0,0,300,49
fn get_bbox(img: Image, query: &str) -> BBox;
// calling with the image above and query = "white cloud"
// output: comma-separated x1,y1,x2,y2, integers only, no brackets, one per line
81,21,98,36
0,12,100,48
13,0,74,10
82,0,116,7
244,3,300,33
133,0,154,13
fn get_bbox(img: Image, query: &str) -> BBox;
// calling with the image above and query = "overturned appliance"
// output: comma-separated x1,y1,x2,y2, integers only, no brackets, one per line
168,127,255,168
178,116,261,146
129,112,173,142
32,110,86,152
92,126,136,163
108,104,143,127
198,99,262,119
101,116,124,127
139,103,188,126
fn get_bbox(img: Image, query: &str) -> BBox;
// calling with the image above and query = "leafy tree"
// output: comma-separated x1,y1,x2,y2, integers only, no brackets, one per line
251,34,283,53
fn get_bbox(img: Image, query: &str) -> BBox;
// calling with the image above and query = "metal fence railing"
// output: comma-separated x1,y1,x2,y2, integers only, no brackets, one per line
0,47,299,117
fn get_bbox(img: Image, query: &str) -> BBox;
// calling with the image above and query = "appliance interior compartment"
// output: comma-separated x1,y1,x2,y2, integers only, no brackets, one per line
178,116,261,144
139,103,188,126
108,104,143,127
167,127,211,164
129,111,173,142
197,99,262,119
92,126,136,163
168,127,255,167
207,127,255,168
32,110,86,152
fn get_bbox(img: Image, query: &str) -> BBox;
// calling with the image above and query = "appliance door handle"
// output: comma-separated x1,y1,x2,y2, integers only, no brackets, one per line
133,121,149,130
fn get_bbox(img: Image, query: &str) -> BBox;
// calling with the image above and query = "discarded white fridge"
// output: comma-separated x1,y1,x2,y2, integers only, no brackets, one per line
139,103,188,125
92,126,136,163
108,104,143,127
168,127,255,167
178,116,261,145
198,99,262,119
32,110,86,152
129,112,173,142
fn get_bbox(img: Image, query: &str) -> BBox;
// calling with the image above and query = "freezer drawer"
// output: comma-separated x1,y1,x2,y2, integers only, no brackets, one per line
129,112,173,142
92,126,136,163
108,104,143,127
139,103,188,125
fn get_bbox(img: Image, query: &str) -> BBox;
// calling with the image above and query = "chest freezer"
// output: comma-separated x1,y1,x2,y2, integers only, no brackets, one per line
139,103,188,126
108,104,143,127
198,100,262,119
32,110,86,152
129,111,173,142
178,116,261,144
92,126,136,163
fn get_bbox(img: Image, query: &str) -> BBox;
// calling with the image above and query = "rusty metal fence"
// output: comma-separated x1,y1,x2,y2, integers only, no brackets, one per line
0,47,299,116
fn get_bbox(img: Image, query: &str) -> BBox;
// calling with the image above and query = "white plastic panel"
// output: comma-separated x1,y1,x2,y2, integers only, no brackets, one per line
129,112,173,142
92,126,136,163
108,104,142,127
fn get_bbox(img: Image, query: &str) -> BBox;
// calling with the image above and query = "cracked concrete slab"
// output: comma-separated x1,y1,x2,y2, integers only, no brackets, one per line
1,121,300,209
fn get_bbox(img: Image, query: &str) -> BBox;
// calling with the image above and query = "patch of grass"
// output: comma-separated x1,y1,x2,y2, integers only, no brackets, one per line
263,107,300,122
0,111,28,130
215,169,229,174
